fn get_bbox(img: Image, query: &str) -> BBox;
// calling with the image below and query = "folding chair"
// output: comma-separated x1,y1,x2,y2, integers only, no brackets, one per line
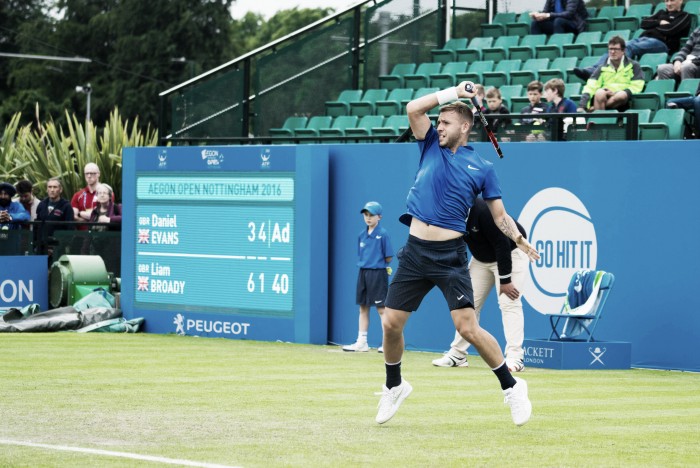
547,269,615,342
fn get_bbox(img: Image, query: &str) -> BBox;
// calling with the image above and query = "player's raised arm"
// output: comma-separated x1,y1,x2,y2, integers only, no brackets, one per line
485,198,540,262
406,81,476,140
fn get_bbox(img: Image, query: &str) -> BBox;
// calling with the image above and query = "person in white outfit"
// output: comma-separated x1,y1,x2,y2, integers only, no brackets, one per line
432,197,527,372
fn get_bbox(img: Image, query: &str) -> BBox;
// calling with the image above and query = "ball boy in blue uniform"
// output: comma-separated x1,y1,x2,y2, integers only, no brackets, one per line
343,201,394,352
375,81,540,427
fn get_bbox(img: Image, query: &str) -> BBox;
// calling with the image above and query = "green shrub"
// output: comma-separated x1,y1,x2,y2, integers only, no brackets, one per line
0,106,159,201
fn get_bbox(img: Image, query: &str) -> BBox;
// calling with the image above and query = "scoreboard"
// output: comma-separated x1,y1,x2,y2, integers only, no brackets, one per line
121,145,328,343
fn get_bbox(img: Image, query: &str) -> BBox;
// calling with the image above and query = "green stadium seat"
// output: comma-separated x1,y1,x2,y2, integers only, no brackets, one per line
480,12,517,38
653,2,666,14
482,59,522,88
498,84,524,111
455,60,495,84
505,12,532,37
569,56,604,85
371,114,410,138
269,116,308,139
349,89,388,117
590,30,631,56
564,82,582,98
345,115,385,139
613,3,652,31
324,89,362,117
482,35,520,62
538,57,578,83
665,78,700,101
510,58,550,87
456,37,493,62
625,108,653,137
378,63,416,90
535,33,574,60
563,31,602,59
509,34,547,61
587,6,625,33
429,62,468,89
319,115,359,140
639,108,686,140
639,52,669,81
375,88,414,116
631,79,675,111
684,1,700,15
403,62,443,90
510,96,531,113
295,115,333,139
587,6,598,18
430,38,469,64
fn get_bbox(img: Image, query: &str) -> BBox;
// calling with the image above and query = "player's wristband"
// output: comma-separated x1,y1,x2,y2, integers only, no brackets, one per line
436,87,459,105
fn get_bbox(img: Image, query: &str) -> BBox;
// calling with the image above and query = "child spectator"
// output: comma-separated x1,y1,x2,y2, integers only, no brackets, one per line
544,78,578,113
482,87,511,131
521,81,547,124
343,201,394,353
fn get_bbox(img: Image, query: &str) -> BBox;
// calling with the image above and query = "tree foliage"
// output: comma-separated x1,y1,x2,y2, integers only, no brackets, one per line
1,3,335,133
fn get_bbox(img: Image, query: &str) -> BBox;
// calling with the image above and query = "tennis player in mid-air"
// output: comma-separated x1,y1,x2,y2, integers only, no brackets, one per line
375,81,540,426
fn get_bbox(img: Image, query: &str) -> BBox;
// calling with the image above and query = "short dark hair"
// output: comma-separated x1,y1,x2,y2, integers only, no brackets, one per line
527,81,543,93
609,35,626,50
439,101,474,127
15,180,33,194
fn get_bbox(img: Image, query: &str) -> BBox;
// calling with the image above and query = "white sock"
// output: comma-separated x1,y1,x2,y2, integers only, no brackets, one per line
358,332,368,343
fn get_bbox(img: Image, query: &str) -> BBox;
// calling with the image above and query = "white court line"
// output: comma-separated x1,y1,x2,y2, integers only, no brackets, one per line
0,439,240,468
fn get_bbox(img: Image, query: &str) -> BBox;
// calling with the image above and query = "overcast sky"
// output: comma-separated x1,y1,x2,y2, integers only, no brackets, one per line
230,0,359,19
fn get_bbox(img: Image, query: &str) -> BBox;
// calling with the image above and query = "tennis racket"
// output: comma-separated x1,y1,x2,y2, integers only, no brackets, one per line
464,83,504,159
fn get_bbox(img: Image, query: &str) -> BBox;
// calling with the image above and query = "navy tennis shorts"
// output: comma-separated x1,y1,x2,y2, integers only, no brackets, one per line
356,268,389,306
385,235,474,312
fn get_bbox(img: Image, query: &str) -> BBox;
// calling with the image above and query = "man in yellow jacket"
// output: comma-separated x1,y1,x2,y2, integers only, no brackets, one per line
578,36,645,111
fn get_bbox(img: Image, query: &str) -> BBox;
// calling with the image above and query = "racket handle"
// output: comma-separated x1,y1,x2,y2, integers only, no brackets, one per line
464,83,480,108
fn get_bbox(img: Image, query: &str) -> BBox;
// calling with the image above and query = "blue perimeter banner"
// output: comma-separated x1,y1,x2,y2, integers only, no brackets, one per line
327,140,700,372
0,256,49,310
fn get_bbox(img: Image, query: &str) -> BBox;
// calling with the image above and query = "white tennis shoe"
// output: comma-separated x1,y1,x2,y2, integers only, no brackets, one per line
342,341,369,352
503,376,532,426
432,353,469,367
376,379,412,424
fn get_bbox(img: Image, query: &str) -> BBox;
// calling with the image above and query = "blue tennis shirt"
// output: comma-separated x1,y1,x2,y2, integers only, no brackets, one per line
400,126,502,233
357,224,394,269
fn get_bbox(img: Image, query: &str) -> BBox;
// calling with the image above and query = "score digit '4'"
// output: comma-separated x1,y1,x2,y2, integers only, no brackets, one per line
247,272,290,294
248,222,291,243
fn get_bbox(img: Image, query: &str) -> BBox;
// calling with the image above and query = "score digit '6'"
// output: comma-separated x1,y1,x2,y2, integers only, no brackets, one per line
247,272,290,294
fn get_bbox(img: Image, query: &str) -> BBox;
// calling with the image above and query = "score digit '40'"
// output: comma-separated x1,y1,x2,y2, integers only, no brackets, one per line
247,272,290,294
247,222,291,243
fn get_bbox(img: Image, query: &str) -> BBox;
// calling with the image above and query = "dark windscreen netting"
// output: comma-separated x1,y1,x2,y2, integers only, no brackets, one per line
254,17,355,136
169,68,245,140
363,0,441,90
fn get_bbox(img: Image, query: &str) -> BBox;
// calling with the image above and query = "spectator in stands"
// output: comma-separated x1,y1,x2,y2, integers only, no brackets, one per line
13,180,40,231
35,177,75,256
0,182,30,230
578,36,645,112
521,80,547,123
89,183,121,230
544,78,578,113
472,84,486,111
529,0,588,35
72,162,112,229
573,0,691,81
482,87,511,132
657,26,700,81
667,80,700,138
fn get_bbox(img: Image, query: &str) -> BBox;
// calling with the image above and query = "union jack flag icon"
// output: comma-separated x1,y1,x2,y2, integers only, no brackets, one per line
137,276,149,291
138,229,150,243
